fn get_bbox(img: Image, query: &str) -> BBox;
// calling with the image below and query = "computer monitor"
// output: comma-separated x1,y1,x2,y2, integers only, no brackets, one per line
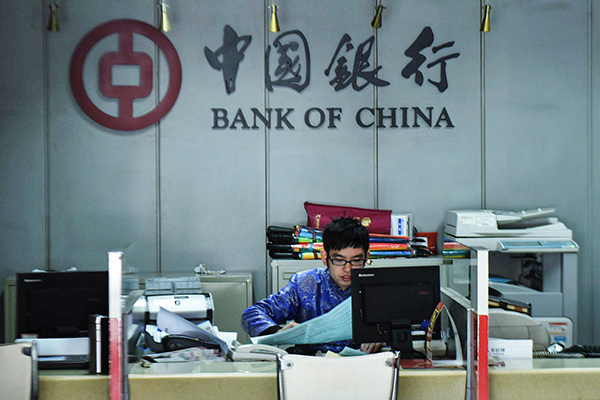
16,271,109,338
351,265,441,357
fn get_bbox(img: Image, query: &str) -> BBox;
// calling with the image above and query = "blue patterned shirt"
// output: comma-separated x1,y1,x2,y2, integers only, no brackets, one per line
241,267,353,353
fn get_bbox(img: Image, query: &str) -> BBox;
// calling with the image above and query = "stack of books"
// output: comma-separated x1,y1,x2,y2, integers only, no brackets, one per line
442,239,470,258
266,226,414,259
368,234,413,258
267,226,323,260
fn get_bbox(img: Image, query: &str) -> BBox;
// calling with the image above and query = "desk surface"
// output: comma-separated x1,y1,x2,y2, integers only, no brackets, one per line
490,357,600,370
39,360,466,400
489,359,600,400
38,359,600,400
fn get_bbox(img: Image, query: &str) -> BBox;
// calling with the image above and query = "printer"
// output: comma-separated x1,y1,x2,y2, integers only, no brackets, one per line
445,208,578,252
144,277,214,324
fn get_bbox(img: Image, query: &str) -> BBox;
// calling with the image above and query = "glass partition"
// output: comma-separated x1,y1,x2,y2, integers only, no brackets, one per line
439,245,489,400
108,249,144,400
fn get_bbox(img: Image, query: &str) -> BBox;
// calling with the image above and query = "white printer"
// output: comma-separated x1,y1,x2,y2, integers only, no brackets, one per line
445,208,578,252
144,277,214,324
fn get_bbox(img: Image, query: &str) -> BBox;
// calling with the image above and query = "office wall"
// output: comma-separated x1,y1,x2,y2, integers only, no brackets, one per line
377,0,481,228
484,1,593,342
0,1,597,344
591,0,600,345
0,2,47,342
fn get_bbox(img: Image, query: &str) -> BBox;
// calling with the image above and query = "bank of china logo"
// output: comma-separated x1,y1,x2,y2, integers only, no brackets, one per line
70,19,182,131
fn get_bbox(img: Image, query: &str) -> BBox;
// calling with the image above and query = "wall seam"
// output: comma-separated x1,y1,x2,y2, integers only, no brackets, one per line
373,0,379,209
587,0,595,342
480,0,486,210
264,0,271,296
42,0,51,270
154,4,162,274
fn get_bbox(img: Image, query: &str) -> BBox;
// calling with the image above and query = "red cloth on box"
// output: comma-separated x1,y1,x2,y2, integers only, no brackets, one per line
303,201,392,234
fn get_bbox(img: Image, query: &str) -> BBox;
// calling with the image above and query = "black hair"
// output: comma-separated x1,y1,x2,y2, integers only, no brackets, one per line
322,217,370,253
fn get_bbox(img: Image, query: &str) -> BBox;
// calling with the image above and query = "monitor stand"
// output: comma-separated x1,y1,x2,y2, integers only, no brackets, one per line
390,319,415,358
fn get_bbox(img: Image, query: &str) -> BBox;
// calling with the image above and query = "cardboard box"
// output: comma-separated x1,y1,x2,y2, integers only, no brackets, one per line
488,338,533,360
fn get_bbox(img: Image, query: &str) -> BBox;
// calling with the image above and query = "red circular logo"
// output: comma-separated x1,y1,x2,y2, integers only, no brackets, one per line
70,19,182,131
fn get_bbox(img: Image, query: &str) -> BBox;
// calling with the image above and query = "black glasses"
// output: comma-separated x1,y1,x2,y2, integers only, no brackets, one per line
328,258,366,267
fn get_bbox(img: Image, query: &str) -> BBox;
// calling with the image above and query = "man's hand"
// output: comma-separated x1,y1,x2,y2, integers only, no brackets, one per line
280,321,299,331
258,321,299,336
360,342,385,354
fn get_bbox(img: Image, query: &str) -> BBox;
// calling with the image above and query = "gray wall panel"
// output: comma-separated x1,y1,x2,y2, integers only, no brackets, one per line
378,0,482,233
47,3,158,272
159,1,268,294
591,0,599,344
0,4,45,275
268,0,377,228
484,1,591,341
0,3,45,341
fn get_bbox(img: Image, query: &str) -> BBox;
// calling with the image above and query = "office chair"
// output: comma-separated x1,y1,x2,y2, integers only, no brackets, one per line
277,351,399,400
0,341,39,400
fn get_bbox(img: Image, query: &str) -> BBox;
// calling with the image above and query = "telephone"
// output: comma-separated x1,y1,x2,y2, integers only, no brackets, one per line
227,342,288,361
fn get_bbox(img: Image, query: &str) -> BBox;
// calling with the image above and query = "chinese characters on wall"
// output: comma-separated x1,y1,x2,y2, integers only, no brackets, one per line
206,25,460,95
205,25,460,131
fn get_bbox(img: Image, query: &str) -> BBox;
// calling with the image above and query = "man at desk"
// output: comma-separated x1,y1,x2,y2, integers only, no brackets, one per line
241,217,383,355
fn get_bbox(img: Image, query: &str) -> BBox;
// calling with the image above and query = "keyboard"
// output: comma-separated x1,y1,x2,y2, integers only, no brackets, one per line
561,344,600,358
533,351,584,359
39,354,89,369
